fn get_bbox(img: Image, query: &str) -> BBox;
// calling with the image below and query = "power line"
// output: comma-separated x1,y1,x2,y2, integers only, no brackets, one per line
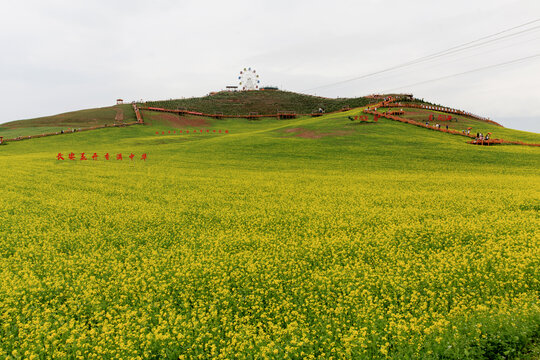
381,53,540,92
384,35,540,82
408,24,540,64
394,20,540,66
304,18,540,92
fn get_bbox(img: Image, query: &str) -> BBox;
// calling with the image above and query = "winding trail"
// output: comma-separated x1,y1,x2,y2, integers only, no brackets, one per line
365,98,539,147
384,102,503,127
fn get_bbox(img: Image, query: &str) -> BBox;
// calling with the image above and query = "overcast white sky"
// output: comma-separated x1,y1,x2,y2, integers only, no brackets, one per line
1,0,539,132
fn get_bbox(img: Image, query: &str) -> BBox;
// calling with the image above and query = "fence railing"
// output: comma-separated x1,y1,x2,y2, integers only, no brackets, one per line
385,102,503,127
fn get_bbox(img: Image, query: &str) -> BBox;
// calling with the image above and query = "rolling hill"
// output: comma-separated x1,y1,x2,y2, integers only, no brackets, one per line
140,90,373,115
0,92,539,358
2,90,538,145
0,104,136,139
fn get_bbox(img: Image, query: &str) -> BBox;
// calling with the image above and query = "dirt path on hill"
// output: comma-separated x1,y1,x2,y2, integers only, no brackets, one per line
168,115,210,127
115,108,124,122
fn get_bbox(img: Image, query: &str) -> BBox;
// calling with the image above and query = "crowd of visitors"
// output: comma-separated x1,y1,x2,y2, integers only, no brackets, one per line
475,133,490,141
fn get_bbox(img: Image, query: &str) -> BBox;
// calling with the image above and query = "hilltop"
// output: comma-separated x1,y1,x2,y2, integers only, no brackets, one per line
141,90,373,115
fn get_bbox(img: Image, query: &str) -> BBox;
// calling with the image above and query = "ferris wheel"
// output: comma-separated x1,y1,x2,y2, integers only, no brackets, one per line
238,67,260,90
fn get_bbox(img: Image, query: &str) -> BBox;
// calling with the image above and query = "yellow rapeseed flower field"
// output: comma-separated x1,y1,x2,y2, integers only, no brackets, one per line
0,113,539,359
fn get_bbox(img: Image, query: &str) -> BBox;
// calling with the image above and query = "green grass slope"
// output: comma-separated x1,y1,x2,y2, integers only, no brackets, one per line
141,90,372,115
383,106,540,143
141,105,540,145
3,91,538,145
0,104,136,139
0,108,539,359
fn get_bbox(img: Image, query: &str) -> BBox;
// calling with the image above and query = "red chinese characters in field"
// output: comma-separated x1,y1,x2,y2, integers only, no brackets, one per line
430,114,452,122
56,153,148,161
154,129,229,135
437,114,452,121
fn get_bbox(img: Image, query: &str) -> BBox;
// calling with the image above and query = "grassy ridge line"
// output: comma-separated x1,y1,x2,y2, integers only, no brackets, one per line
0,104,137,139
